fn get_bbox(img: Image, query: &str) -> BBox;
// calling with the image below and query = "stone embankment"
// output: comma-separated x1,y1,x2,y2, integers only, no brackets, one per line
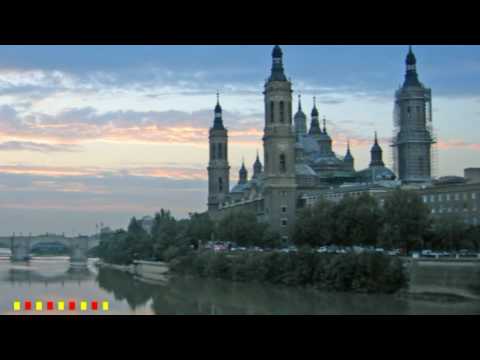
96,260,170,284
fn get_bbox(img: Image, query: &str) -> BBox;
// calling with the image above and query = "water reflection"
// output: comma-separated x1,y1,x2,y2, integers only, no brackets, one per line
5,265,93,287
1,257,479,315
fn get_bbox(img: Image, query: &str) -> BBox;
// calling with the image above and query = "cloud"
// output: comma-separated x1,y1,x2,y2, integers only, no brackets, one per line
0,141,81,153
437,139,480,151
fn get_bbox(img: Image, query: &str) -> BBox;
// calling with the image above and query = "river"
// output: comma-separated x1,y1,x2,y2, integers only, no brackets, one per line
0,253,479,315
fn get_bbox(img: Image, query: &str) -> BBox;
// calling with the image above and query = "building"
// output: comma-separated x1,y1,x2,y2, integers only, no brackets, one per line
415,169,480,226
392,46,436,184
206,46,478,241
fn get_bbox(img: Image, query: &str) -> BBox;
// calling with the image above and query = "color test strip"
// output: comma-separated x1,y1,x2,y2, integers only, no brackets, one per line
12,299,109,312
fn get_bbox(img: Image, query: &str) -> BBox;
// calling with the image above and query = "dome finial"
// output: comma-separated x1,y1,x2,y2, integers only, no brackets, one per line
374,131,378,144
216,90,220,105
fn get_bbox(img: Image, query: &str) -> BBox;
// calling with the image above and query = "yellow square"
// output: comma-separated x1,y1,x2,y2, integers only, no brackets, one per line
102,301,109,311
80,301,88,311
13,301,21,312
35,301,43,311
57,301,65,311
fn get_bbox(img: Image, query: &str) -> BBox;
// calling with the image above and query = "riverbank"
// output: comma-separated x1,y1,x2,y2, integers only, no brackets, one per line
170,251,408,294
96,260,170,284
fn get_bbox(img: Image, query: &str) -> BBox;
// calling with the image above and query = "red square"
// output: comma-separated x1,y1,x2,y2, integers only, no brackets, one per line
47,301,54,311
91,301,98,311
25,301,32,311
68,300,76,311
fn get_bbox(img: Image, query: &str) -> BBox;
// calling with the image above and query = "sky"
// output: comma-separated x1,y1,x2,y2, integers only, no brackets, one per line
0,45,479,236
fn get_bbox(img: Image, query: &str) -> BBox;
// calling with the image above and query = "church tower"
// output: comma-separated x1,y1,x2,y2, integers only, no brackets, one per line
263,45,297,240
207,93,230,212
392,46,435,184
370,132,385,168
294,95,307,139
344,140,355,171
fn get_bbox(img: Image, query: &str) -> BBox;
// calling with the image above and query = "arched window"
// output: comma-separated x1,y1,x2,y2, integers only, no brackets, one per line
217,143,223,159
280,154,286,173
270,101,275,123
210,143,216,160
218,177,223,192
279,101,285,123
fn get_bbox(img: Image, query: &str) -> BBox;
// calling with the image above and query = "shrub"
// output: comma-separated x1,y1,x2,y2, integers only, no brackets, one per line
171,251,408,294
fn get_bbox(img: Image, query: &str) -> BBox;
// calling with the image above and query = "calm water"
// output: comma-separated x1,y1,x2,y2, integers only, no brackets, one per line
0,254,479,315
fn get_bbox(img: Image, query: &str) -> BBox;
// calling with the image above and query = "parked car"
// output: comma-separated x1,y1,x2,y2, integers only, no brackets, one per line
317,246,328,254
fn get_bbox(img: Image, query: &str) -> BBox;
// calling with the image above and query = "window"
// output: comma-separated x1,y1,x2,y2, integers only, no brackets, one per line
432,209,436,214
464,193,468,200
270,101,275,123
279,101,285,123
210,143,216,160
455,193,460,201
438,194,443,202
422,195,428,203
218,178,223,192
472,193,476,200
446,194,450,201
430,195,435,202
281,219,288,227
281,206,287,214
217,143,223,159
280,154,286,173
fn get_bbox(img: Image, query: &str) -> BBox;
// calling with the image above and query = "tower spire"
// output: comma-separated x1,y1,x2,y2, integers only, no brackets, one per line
323,117,327,134
370,131,385,168
213,92,224,130
298,94,302,111
404,45,421,87
269,45,287,82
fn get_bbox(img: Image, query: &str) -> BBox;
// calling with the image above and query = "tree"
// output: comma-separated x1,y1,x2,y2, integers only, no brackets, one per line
331,193,382,247
216,211,267,247
432,216,469,251
125,217,153,261
381,189,431,253
151,209,178,259
186,213,215,248
293,199,335,248
465,226,480,252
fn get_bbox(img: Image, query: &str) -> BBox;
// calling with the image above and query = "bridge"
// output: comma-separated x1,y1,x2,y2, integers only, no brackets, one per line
4,235,100,266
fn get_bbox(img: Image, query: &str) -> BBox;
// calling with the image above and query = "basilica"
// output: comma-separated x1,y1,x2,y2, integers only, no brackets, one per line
207,45,434,240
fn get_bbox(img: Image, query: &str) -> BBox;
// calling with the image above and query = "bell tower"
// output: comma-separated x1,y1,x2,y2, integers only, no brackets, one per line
207,93,230,212
393,46,435,184
263,45,297,240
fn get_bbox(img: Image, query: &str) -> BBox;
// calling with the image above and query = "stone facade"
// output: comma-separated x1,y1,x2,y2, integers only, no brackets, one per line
206,46,479,241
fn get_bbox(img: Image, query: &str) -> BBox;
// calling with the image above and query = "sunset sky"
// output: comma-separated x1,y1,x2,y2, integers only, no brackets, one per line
0,45,479,236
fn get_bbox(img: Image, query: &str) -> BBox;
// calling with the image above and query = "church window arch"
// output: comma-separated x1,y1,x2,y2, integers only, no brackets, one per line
280,154,287,173
270,101,275,123
218,177,223,192
280,101,285,123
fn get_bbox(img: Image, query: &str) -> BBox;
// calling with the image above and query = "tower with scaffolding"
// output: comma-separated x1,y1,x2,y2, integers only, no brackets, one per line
391,46,437,184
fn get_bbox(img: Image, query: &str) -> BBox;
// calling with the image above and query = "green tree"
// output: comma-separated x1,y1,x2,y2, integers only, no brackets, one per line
465,226,480,252
186,212,215,248
293,199,335,248
432,216,469,251
216,211,267,247
381,189,431,253
332,193,382,247
151,209,178,260
126,217,153,261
